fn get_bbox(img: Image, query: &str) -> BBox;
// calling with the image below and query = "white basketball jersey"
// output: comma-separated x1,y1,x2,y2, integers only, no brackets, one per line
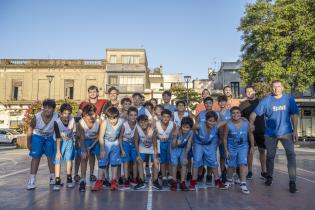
33,111,59,137
54,117,75,140
79,118,99,139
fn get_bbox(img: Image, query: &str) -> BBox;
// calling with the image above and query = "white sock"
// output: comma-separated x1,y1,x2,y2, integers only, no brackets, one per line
30,174,36,181
162,176,167,180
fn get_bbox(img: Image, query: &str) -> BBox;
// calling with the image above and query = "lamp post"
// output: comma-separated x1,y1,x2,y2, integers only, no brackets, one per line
184,75,191,106
46,75,55,99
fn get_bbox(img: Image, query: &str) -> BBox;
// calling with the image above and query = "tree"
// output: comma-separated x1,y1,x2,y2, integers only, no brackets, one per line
239,0,315,92
170,84,201,110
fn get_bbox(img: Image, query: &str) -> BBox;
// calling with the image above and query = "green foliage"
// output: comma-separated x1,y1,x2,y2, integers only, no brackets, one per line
239,0,315,92
22,99,79,132
170,84,201,110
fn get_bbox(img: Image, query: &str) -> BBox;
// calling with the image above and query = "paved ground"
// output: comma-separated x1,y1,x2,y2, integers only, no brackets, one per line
0,148,315,210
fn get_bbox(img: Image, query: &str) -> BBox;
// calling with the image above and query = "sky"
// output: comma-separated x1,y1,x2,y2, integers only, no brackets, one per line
0,0,254,79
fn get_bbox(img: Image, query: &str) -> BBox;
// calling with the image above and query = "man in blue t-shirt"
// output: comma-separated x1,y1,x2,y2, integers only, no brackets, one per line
249,80,299,193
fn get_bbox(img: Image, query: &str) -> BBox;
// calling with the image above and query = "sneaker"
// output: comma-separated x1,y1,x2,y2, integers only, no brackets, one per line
179,181,189,191
124,180,130,189
260,172,268,180
265,176,273,186
49,177,55,185
215,179,225,189
103,178,111,187
186,172,192,181
223,180,232,189
246,171,253,180
27,178,36,190
170,179,177,191
240,183,250,194
92,180,103,191
130,178,138,186
110,179,118,191
118,177,124,186
79,180,86,192
134,180,146,190
289,181,298,193
162,178,168,187
74,174,81,183
53,177,61,191
233,173,241,184
90,174,97,182
152,179,162,190
206,175,213,186
67,176,75,188
189,179,197,190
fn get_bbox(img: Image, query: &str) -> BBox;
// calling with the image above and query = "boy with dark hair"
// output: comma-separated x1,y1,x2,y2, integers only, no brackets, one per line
77,104,100,192
53,103,76,190
169,117,194,191
27,99,58,190
102,86,120,113
120,97,132,121
119,107,138,189
162,90,176,113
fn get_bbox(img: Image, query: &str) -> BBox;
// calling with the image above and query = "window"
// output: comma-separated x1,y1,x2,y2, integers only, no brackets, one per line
109,76,118,85
119,76,144,85
64,80,74,99
110,55,116,64
12,80,22,101
122,55,140,64
303,110,312,117
230,82,240,98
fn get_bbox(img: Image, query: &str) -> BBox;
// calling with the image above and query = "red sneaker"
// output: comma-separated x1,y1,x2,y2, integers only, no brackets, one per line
189,179,197,190
215,179,225,189
110,179,118,191
124,180,130,189
180,181,189,191
92,180,103,192
170,179,177,191
130,178,138,186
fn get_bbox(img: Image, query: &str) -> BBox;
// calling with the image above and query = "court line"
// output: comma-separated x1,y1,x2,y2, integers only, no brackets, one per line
146,177,153,210
0,164,45,179
276,169,315,183
297,168,315,175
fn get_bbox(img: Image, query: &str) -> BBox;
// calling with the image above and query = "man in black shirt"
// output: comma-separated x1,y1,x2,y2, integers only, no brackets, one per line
239,86,267,180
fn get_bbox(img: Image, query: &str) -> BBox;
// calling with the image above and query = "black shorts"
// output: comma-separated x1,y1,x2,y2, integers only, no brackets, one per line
253,134,266,149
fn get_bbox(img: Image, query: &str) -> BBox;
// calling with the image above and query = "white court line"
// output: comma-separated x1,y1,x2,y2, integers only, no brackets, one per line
147,177,153,210
297,168,315,175
276,169,315,183
0,164,45,179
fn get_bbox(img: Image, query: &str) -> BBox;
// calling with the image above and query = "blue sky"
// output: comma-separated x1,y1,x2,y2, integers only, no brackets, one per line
0,0,254,79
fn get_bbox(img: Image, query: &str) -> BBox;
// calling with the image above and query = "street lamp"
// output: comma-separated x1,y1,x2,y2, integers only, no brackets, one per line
46,75,55,99
184,75,191,107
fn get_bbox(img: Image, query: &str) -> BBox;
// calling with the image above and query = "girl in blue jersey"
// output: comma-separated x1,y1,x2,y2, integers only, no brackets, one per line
169,117,194,191
223,106,254,194
189,111,225,190
119,107,138,189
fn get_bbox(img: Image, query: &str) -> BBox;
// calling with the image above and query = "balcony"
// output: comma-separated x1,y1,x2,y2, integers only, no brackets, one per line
106,84,144,94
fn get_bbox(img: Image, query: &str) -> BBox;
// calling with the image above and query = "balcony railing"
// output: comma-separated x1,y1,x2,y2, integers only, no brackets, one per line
106,84,144,93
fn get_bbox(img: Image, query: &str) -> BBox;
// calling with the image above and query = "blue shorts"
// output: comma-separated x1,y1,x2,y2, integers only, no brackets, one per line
121,141,137,163
78,139,100,157
99,141,121,167
192,140,218,168
53,140,75,164
226,141,248,168
140,153,155,162
29,134,54,158
159,141,170,164
170,146,187,166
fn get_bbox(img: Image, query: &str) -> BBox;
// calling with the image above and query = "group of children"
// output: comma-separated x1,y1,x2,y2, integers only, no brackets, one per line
26,89,254,195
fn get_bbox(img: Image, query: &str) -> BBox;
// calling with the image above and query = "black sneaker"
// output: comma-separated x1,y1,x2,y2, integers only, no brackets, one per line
289,181,298,193
186,172,192,181
152,179,162,190
246,171,253,180
103,178,111,187
53,177,61,191
206,175,213,185
261,172,268,180
118,177,124,186
265,176,273,186
79,180,86,192
90,174,97,182
134,180,146,190
221,169,227,183
67,176,75,188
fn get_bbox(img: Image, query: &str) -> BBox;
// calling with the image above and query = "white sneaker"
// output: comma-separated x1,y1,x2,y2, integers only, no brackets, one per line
67,182,75,188
53,184,61,191
233,174,241,184
240,183,250,194
223,181,232,189
27,178,36,190
49,178,55,185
